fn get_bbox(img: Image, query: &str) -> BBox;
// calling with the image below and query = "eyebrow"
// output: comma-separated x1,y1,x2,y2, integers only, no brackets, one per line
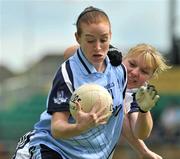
128,59,136,63
85,34,94,38
85,33,109,38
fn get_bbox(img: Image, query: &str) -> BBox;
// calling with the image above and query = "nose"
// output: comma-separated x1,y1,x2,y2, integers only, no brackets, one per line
94,41,101,51
131,68,140,77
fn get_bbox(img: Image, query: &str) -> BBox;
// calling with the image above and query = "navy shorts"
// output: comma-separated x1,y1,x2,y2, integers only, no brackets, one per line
37,144,63,159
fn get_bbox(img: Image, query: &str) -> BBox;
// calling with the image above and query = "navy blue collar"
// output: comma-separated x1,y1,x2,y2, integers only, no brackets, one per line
76,48,110,75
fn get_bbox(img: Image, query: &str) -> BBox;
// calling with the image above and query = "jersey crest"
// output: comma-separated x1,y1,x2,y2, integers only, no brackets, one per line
53,90,68,104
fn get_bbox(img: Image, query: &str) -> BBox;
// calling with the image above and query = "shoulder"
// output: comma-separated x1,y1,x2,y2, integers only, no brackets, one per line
63,45,79,60
112,63,127,79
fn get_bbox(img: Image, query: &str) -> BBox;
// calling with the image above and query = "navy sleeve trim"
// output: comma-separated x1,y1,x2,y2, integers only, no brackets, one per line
121,64,127,99
47,61,74,114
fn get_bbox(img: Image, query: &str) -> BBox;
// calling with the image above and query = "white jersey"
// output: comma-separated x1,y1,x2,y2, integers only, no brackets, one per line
125,83,148,113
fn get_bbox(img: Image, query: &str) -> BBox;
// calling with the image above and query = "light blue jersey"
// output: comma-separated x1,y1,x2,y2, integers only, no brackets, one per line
29,48,127,159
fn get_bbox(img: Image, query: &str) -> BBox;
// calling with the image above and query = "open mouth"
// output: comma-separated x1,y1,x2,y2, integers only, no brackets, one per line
93,54,103,57
92,54,104,60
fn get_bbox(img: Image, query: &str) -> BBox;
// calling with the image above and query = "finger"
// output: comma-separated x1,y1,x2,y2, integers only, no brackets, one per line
154,95,160,104
96,106,107,118
149,87,158,99
91,101,101,113
147,85,155,94
148,86,158,98
75,101,82,111
139,86,146,93
151,90,156,99
147,84,155,89
136,86,145,99
147,85,154,94
91,113,97,121
90,97,101,113
96,112,112,124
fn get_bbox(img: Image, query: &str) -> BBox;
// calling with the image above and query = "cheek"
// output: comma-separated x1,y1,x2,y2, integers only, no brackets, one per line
101,44,109,53
122,61,129,68
104,48,109,55
138,75,149,85
81,43,92,54
125,65,132,74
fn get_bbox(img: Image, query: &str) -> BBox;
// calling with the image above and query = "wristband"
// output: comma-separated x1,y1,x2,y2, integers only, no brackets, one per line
139,107,148,113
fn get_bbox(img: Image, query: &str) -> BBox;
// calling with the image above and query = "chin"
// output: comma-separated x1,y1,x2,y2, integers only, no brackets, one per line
128,83,138,89
94,58,104,63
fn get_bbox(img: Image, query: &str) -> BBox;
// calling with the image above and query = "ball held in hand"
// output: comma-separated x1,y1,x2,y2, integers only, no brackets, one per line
69,83,113,120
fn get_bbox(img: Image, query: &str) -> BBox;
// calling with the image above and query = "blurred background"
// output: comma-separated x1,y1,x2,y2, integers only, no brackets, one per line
0,0,180,158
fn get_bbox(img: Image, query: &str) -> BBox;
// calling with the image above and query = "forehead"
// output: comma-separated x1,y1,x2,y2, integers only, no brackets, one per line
127,54,155,70
80,22,111,36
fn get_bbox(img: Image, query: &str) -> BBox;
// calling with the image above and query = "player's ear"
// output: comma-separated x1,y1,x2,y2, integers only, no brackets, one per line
75,32,80,44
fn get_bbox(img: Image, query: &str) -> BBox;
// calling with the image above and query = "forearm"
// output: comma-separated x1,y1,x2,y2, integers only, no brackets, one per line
51,119,83,139
124,136,149,157
51,112,85,139
50,106,105,139
122,115,149,156
132,112,153,139
134,84,159,139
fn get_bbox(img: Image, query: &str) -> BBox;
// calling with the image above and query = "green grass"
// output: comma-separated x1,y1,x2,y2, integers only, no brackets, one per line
0,93,46,141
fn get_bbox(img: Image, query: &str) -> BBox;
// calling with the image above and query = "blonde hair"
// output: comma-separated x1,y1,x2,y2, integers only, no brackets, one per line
76,6,111,36
124,43,171,78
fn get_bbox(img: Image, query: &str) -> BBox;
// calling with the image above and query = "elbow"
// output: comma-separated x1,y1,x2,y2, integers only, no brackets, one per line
51,124,67,139
51,126,60,139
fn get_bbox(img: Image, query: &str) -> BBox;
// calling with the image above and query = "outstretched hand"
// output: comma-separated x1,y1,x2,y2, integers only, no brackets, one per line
135,85,160,112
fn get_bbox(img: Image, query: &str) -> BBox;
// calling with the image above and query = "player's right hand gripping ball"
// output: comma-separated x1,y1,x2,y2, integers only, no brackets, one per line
135,85,160,112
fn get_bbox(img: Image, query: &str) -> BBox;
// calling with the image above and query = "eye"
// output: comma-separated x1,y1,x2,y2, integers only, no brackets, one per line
141,69,150,75
100,37,108,43
129,61,136,67
86,36,96,43
87,41,94,43
87,39,96,43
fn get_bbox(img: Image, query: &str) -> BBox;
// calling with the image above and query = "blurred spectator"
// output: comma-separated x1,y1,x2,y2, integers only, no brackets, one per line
160,103,180,144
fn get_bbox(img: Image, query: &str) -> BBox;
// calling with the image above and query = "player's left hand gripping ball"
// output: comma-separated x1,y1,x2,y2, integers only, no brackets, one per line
135,85,160,112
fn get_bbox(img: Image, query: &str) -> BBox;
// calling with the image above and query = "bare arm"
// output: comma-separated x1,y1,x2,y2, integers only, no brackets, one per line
129,112,153,140
63,45,79,60
51,112,80,139
122,114,162,159
51,101,110,139
132,85,159,139
122,114,149,156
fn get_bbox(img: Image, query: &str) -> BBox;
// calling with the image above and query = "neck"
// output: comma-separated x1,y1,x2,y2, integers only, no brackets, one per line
94,61,106,72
